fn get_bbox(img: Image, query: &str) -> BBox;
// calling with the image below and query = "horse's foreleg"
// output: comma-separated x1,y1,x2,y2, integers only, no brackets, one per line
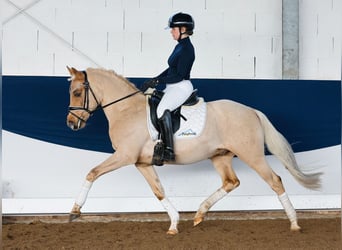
194,153,240,226
69,180,92,221
69,152,133,222
136,164,179,235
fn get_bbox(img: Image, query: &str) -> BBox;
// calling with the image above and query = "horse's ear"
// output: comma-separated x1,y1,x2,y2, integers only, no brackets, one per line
66,66,78,81
66,66,71,74
66,66,78,75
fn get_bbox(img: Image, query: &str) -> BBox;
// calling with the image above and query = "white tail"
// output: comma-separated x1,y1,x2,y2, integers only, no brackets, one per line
254,110,322,190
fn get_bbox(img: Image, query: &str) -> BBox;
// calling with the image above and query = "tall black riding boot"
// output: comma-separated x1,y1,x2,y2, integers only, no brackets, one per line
159,110,175,161
152,109,176,165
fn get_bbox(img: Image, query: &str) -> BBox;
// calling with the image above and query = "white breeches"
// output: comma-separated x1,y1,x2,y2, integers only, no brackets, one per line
157,80,193,118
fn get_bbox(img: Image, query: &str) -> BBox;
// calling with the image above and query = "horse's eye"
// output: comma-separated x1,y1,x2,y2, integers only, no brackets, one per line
73,91,82,97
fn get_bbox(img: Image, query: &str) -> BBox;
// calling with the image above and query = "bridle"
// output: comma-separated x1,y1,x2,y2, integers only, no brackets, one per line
68,71,141,124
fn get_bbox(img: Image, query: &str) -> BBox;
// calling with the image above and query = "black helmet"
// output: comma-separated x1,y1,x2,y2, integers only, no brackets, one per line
168,12,194,32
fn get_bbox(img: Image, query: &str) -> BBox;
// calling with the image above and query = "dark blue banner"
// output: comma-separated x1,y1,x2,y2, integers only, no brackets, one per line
2,76,341,153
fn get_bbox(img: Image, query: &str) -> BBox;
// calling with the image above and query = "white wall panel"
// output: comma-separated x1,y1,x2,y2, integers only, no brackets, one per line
240,36,271,57
107,31,125,54
73,31,108,60
121,0,140,9
139,0,172,10
2,15,38,55
37,29,67,54
192,54,223,78
223,10,256,35
25,0,56,28
205,0,229,10
222,56,254,79
54,7,123,32
124,8,159,32
256,11,282,36
173,0,205,11
1,0,24,23
231,0,279,11
255,53,282,78
192,32,226,57
193,10,224,33
124,54,160,77
54,50,95,75
121,32,141,55
220,34,241,56
2,1,340,79
102,54,124,74
316,57,341,79
299,0,341,79
12,0,39,6
141,32,174,55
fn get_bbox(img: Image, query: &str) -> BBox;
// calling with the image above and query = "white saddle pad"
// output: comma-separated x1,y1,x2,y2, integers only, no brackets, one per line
146,97,207,141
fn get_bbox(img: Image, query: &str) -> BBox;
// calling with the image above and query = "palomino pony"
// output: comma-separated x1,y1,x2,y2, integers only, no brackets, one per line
66,67,321,235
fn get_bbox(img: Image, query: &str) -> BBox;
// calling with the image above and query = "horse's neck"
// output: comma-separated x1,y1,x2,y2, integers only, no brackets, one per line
100,75,145,119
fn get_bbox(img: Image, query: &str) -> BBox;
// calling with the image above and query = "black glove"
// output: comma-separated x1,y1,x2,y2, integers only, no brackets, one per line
141,78,159,92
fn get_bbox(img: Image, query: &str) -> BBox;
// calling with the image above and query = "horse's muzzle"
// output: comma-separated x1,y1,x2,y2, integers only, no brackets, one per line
67,119,82,131
67,113,86,131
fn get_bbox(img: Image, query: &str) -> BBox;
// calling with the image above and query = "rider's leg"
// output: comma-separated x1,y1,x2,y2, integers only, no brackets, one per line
158,109,175,161
154,80,193,163
156,80,193,118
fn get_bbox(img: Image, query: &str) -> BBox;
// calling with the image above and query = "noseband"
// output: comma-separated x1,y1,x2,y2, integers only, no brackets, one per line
68,71,141,123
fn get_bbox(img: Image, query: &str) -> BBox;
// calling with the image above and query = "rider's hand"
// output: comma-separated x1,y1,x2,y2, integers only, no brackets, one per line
141,78,159,92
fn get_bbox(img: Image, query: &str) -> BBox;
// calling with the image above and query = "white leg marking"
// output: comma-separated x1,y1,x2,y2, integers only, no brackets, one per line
278,192,301,230
198,188,227,214
75,180,93,207
161,198,179,233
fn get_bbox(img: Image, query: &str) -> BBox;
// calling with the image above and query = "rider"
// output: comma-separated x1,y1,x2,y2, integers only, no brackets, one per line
141,12,195,164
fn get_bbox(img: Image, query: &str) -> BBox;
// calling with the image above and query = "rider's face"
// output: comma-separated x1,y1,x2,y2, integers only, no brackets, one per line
170,27,186,40
170,27,180,40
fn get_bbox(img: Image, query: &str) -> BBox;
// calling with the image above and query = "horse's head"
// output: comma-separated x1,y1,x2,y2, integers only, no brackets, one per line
66,66,100,131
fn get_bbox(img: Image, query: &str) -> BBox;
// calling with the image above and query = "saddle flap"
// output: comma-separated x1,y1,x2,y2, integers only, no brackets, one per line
146,93,207,141
148,93,181,133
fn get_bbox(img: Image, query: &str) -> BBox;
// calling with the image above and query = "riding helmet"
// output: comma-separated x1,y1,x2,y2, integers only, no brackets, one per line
167,12,195,32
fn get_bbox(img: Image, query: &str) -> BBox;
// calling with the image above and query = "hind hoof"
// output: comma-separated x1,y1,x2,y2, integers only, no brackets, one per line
193,217,203,227
69,213,81,222
291,223,301,232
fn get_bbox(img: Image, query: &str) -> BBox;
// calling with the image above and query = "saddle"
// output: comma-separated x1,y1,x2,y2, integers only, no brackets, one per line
148,89,199,134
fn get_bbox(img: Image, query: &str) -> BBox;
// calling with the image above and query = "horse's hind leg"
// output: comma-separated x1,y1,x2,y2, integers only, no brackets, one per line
136,164,179,235
194,153,240,226
244,156,301,231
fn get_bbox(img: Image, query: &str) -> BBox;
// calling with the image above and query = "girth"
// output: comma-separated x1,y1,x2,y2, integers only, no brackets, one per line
148,89,199,134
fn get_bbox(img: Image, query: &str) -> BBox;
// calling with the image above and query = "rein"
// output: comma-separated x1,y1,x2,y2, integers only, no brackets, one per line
101,89,141,109
68,71,141,122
